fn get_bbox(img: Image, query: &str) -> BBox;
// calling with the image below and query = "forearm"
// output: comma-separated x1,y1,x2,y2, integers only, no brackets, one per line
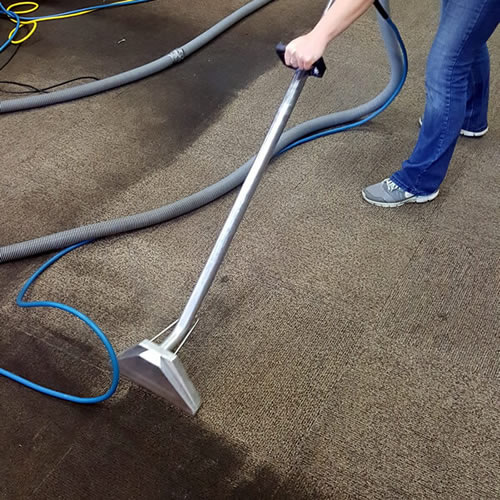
312,0,375,45
285,0,375,70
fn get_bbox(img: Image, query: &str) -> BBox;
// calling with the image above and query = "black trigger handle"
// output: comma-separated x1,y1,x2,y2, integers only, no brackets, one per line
275,42,327,78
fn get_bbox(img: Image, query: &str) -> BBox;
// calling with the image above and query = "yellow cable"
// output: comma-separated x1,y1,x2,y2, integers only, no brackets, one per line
7,1,38,14
8,20,36,44
6,1,141,45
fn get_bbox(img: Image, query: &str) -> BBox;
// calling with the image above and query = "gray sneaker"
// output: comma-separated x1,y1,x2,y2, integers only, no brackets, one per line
418,116,488,137
362,178,439,208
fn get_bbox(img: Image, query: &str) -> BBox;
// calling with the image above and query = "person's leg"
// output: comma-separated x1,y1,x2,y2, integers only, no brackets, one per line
420,44,491,135
462,43,490,135
363,0,499,207
419,0,490,137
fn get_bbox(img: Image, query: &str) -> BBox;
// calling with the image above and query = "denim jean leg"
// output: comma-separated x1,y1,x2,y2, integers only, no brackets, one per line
463,44,490,132
391,0,499,196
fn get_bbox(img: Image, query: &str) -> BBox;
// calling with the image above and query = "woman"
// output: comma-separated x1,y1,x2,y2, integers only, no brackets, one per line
285,0,499,207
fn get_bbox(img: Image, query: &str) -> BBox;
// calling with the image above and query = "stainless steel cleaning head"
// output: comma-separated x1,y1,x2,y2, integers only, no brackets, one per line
118,340,201,415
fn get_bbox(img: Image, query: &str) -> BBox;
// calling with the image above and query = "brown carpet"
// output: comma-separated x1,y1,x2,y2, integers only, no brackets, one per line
1,1,499,498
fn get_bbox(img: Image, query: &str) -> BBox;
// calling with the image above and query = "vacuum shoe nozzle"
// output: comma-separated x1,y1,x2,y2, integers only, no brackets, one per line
118,340,201,415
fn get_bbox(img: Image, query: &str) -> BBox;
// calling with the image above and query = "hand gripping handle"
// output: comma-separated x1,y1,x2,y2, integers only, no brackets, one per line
275,42,327,78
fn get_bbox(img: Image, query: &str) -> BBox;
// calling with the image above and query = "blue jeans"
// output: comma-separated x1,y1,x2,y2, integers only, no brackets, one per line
391,0,499,196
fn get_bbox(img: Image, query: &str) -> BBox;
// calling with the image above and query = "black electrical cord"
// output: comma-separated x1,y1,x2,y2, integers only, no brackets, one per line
0,76,100,94
0,43,100,94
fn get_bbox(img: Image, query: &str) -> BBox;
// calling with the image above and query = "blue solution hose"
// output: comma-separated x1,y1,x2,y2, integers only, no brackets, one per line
0,241,120,403
278,18,407,155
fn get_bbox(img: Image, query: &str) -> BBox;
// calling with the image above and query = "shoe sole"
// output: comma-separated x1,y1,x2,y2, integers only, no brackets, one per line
362,189,439,208
418,117,488,137
460,127,489,137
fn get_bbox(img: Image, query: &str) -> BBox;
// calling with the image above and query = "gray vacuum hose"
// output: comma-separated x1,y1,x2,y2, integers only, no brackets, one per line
0,0,275,113
0,0,401,263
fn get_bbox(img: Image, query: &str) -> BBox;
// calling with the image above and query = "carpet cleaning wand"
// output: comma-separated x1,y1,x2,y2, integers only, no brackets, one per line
118,1,333,415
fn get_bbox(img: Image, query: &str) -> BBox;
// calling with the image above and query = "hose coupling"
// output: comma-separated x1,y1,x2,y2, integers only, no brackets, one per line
169,48,185,63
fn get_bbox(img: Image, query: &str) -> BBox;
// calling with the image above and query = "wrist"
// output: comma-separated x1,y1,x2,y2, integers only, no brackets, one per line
310,26,332,49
